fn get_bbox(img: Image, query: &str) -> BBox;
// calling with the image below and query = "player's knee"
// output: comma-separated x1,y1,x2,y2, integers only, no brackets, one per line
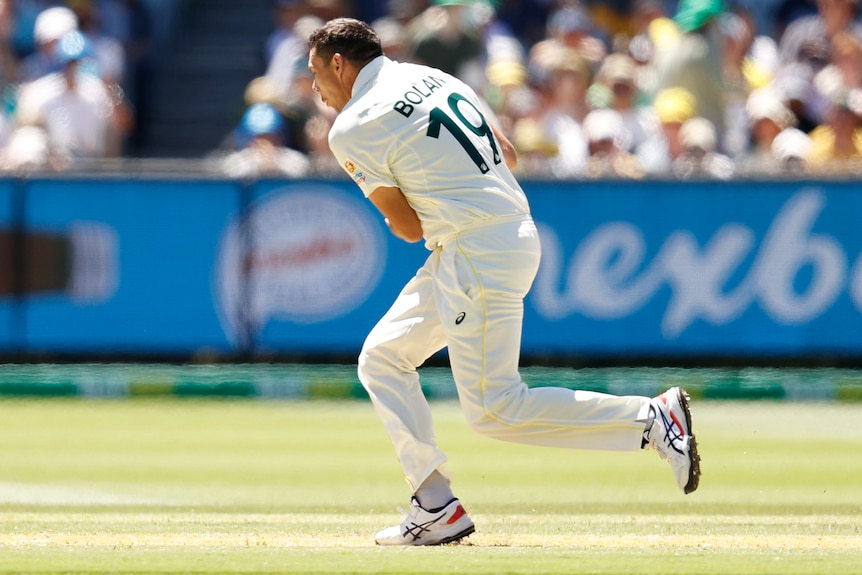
356,345,377,384
465,411,521,440
357,344,396,389
465,411,504,437
464,390,527,439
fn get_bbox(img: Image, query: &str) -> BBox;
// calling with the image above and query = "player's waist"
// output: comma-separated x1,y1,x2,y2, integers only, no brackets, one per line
430,214,534,249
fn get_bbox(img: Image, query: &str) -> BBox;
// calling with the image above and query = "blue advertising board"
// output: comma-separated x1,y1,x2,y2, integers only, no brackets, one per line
2,176,862,360
22,179,237,353
212,179,423,353
524,180,862,357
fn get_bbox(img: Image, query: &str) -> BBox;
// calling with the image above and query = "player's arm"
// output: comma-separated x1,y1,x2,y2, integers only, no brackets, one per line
368,185,424,243
491,123,518,171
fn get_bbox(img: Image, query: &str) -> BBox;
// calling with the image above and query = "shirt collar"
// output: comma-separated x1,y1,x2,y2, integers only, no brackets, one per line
351,55,387,99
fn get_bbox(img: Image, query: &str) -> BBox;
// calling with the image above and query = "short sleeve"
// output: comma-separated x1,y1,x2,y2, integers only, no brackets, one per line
329,119,399,198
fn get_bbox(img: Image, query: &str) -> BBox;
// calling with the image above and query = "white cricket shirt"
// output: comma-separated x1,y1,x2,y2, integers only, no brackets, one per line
328,56,531,249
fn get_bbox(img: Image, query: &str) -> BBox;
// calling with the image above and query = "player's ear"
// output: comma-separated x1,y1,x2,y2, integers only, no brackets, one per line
332,53,344,75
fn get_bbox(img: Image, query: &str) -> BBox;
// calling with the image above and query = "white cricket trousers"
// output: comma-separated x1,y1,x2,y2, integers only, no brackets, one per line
357,216,651,491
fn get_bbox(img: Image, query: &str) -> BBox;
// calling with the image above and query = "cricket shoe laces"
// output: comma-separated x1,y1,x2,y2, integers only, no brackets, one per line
374,497,475,546
645,387,701,494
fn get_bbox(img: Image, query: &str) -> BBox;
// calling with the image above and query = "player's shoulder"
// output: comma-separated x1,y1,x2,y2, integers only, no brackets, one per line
328,110,356,148
377,59,481,111
399,59,464,86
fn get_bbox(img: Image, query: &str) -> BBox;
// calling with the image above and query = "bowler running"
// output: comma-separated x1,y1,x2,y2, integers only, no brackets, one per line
306,18,701,546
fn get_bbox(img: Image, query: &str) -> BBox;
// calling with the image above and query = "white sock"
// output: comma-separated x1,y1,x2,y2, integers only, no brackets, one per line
414,470,455,511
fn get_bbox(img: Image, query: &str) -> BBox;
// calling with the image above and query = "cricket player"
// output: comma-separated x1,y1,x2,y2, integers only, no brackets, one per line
307,18,701,546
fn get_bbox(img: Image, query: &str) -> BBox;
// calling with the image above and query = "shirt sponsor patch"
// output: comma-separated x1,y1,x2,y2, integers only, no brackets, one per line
344,160,365,183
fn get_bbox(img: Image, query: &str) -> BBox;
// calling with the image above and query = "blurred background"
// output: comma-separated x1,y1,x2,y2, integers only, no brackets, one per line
1,0,862,380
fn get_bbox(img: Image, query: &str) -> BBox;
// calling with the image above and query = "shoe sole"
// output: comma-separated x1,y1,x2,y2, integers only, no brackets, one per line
428,524,476,546
677,388,701,494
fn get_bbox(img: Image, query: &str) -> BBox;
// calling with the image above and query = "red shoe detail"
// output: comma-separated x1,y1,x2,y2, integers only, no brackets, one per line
447,505,467,525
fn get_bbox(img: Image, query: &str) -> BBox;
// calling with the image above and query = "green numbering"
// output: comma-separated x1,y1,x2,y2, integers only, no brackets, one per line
427,92,501,173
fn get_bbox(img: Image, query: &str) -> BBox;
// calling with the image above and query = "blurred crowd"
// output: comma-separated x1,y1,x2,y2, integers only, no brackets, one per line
0,0,160,172
1,0,861,179
225,0,862,180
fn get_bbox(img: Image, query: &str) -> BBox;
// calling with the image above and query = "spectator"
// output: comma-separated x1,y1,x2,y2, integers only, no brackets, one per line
772,61,821,132
242,70,315,155
370,16,410,63
265,0,308,66
15,30,117,163
266,13,323,102
404,0,484,82
582,107,645,179
592,51,656,153
741,34,781,91
637,86,697,174
484,58,536,137
511,115,559,177
773,0,853,136
217,102,310,179
0,0,16,150
802,27,862,174
18,5,78,82
1,123,52,171
652,0,728,136
737,86,798,175
807,75,862,174
632,14,680,99
720,8,758,156
472,3,525,96
770,126,814,174
540,3,608,68
723,28,782,156
827,29,862,89
627,0,669,66
69,0,126,85
527,44,592,178
673,116,735,179
69,0,133,155
778,0,862,70
532,40,593,122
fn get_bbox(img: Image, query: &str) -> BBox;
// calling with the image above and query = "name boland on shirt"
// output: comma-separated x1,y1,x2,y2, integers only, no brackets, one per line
328,56,531,249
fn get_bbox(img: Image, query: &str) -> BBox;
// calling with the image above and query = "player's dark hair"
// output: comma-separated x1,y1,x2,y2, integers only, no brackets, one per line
308,18,383,69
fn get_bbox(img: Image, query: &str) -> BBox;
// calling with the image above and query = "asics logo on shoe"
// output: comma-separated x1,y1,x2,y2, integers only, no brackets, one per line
403,515,445,542
655,402,686,455
662,410,686,455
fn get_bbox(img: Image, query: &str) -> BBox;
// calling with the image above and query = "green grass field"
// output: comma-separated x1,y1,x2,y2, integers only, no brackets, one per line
1,388,861,574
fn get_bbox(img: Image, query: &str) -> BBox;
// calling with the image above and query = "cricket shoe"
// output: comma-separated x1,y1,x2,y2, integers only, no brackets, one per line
374,497,475,546
645,387,701,494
